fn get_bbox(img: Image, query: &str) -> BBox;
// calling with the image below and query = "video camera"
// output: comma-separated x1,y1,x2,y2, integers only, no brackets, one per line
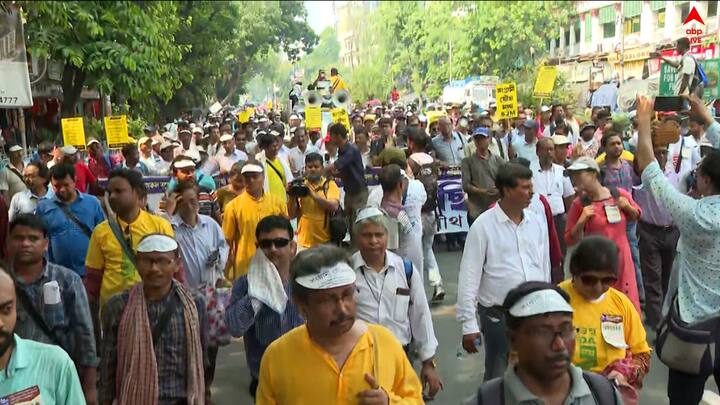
288,178,310,198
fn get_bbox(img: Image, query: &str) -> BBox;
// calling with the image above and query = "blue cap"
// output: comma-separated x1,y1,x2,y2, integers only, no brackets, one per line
472,127,490,137
522,119,538,129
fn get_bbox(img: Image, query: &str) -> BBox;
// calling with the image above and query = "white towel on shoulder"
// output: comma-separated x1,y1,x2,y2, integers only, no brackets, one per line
247,249,288,315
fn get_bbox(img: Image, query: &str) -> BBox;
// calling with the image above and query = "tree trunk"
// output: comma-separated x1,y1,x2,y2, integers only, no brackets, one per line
218,71,241,106
60,64,87,118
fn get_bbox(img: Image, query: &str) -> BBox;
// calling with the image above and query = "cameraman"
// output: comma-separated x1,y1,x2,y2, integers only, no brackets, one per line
288,152,340,249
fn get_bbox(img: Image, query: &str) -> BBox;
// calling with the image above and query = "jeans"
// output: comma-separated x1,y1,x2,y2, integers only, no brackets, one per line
626,221,644,301
478,305,509,381
668,366,720,405
421,211,442,287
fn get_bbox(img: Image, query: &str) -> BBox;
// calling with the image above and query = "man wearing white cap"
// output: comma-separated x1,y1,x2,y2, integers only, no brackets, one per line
457,162,551,381
467,281,620,404
288,113,301,129
99,233,207,405
206,125,222,157
256,245,423,404
222,163,288,281
137,136,161,175
213,134,247,175
174,128,201,162
351,207,443,400
0,144,28,202
156,141,175,176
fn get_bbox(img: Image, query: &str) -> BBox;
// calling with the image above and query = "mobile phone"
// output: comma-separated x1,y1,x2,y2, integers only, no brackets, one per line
654,96,685,112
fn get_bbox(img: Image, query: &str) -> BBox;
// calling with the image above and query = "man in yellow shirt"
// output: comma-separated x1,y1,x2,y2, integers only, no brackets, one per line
288,152,340,249
330,67,347,94
256,244,423,405
256,132,293,203
222,163,288,281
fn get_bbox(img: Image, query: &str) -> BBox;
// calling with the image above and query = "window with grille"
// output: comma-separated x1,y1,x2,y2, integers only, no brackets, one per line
624,16,641,34
603,22,616,38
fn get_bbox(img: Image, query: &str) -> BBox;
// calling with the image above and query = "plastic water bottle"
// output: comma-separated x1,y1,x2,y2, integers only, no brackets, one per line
456,337,482,360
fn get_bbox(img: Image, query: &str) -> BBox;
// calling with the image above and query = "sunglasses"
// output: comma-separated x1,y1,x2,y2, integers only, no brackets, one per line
258,238,291,249
579,275,618,286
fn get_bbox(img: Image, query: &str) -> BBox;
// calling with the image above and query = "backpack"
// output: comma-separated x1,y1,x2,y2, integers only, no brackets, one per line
688,55,709,93
322,179,347,245
476,370,618,405
408,158,439,212
402,258,413,287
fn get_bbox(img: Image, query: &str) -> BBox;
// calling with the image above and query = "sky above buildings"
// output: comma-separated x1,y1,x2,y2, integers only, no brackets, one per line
305,1,335,34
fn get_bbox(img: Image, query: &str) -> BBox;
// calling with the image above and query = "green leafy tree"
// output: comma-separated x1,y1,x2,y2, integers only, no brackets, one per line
20,1,187,118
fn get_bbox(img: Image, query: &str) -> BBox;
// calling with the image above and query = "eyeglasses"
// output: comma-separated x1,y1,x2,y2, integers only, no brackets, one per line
258,238,291,249
525,324,576,344
579,275,618,286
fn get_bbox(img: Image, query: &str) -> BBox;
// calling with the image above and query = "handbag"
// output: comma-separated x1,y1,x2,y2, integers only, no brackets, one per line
197,264,232,347
322,179,347,245
655,294,719,375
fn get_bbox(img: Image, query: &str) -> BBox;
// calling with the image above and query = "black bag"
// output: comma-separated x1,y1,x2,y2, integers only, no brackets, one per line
408,158,439,212
656,295,719,375
323,179,347,245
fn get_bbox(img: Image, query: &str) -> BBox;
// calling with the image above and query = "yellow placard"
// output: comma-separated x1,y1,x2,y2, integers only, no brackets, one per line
104,115,131,148
495,82,518,119
61,117,86,150
305,106,322,130
238,110,250,124
246,107,256,118
533,66,557,98
266,101,273,110
331,108,351,130
426,110,446,125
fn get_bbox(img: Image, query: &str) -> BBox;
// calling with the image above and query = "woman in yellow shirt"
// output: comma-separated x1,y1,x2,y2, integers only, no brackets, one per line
559,235,651,402
288,153,340,249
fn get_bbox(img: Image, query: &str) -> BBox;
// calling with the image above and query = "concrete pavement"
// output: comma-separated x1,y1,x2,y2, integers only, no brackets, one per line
210,248,717,404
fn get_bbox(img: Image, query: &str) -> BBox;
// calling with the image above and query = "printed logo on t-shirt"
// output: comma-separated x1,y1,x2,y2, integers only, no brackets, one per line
0,385,42,405
576,326,598,369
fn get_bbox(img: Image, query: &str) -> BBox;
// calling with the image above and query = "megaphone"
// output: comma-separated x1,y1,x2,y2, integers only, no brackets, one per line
332,89,351,109
304,91,321,108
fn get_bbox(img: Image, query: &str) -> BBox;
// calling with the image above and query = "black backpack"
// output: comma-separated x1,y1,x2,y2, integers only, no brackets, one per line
322,179,347,245
408,158,439,212
476,370,618,405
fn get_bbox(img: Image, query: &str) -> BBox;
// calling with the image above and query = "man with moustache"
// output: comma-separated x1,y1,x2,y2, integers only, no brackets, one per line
256,245,424,404
466,282,620,404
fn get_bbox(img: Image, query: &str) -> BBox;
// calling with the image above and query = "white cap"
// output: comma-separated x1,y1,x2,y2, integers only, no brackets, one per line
87,138,101,147
173,159,196,169
240,163,263,174
508,289,573,318
289,114,300,120
160,141,174,150
136,234,178,253
162,131,175,140
137,136,150,146
355,206,387,224
566,156,600,173
294,262,357,290
257,117,269,123
61,145,78,155
8,145,22,153
192,127,203,135
178,129,191,135
220,134,234,142
540,105,551,113
551,134,571,146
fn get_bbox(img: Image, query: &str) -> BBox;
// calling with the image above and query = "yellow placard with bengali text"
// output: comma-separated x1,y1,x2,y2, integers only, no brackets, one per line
61,117,86,150
495,83,518,119
305,106,322,130
331,108,351,130
238,110,250,124
104,115,131,148
533,66,557,98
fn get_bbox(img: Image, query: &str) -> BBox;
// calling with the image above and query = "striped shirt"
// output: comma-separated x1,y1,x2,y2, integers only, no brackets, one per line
225,276,304,378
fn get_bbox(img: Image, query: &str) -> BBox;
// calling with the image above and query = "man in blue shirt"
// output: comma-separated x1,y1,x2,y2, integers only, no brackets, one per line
328,123,368,242
0,265,85,404
36,164,105,277
225,215,304,398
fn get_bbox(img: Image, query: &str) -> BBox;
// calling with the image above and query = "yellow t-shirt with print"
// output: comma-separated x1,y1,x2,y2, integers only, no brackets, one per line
559,280,651,373
266,158,287,203
85,210,174,305
222,191,288,281
297,178,340,248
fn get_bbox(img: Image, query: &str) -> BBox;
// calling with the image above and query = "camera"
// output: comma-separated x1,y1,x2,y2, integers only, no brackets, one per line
289,178,310,198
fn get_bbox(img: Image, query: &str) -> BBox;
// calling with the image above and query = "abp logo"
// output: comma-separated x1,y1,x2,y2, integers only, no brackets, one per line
683,6,705,44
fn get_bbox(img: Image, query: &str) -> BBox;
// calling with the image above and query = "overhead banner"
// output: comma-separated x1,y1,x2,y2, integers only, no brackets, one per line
61,117,87,150
0,7,33,108
533,66,557,98
495,82,518,119
104,115,131,148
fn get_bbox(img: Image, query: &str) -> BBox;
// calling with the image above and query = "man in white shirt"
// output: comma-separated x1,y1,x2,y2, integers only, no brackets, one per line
510,119,539,167
456,161,551,381
8,161,54,220
351,207,443,400
532,138,575,252
174,129,201,162
659,37,696,95
287,127,317,176
138,136,162,175
212,134,248,175
668,124,701,192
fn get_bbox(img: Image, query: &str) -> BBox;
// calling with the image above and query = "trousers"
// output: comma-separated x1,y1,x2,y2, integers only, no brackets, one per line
421,211,442,287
